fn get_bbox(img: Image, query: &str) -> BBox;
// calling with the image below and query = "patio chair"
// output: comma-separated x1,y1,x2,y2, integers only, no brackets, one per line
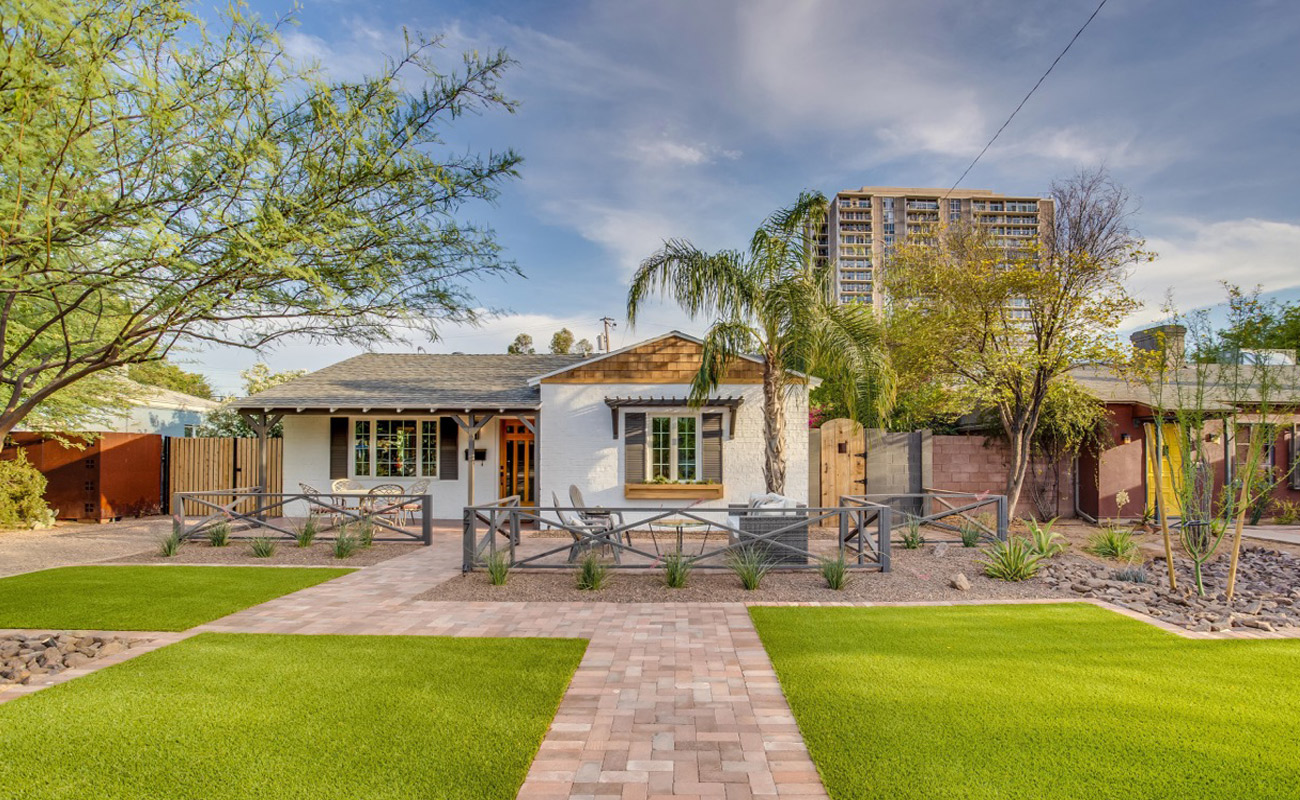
396,480,431,524
298,482,341,525
727,494,809,566
552,491,621,564
568,484,629,545
331,478,364,492
365,484,408,525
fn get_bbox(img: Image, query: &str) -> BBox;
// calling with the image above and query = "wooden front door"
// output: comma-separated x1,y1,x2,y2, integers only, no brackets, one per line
499,419,536,506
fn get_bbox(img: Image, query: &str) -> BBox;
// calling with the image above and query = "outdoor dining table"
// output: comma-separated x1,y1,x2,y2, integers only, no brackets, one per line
648,518,715,556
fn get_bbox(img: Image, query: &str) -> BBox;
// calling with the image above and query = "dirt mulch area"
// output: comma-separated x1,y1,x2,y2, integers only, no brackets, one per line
108,540,419,568
417,546,1069,604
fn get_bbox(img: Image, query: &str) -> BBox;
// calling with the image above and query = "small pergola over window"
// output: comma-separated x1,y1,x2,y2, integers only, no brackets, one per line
603,396,744,438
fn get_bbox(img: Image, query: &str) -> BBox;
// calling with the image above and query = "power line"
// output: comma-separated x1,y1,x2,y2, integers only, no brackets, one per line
944,0,1110,198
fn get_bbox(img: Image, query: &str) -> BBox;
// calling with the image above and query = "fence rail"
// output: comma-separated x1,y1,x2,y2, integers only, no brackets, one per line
172,488,433,544
462,501,891,573
841,490,1008,544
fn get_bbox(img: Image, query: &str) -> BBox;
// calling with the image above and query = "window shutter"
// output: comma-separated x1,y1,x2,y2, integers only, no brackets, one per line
329,418,348,480
702,412,724,483
624,412,646,483
439,417,459,481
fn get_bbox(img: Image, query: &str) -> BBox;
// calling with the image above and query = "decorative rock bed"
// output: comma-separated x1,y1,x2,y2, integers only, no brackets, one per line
1041,546,1300,633
1,633,147,686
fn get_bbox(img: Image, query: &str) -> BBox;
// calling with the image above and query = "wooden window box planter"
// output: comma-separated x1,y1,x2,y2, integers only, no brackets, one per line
623,483,725,500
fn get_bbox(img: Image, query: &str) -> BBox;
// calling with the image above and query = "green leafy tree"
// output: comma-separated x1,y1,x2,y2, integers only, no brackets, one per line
628,191,895,494
127,361,213,399
197,364,305,438
574,338,594,357
885,169,1144,513
549,328,576,354
1202,284,1300,363
506,334,535,354
0,1,520,448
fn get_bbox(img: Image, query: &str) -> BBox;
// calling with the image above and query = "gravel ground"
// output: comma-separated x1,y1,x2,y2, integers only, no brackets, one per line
418,545,1069,604
108,541,419,567
0,518,170,578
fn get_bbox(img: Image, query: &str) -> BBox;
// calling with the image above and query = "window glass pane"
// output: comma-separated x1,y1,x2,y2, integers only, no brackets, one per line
375,420,417,477
420,420,439,477
650,416,672,480
677,417,697,481
353,420,371,476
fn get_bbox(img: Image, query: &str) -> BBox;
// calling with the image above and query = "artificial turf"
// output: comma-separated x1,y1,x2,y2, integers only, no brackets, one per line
750,603,1300,800
0,632,587,800
0,565,353,630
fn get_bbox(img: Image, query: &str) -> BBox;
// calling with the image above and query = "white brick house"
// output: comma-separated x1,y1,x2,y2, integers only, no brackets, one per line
231,332,811,517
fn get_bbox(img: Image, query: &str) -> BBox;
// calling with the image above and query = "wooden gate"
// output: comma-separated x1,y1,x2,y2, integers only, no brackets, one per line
819,418,866,507
168,437,282,515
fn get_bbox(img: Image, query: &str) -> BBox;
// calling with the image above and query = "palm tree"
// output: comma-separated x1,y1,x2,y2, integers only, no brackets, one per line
627,191,894,494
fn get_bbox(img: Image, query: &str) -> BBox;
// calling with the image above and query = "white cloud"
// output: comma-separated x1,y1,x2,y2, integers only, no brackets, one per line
1127,218,1300,324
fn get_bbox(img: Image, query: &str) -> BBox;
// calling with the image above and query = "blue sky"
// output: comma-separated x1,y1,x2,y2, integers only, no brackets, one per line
196,0,1300,394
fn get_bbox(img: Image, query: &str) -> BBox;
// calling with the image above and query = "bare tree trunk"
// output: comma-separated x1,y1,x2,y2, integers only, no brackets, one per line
1149,425,1178,591
762,361,786,494
1004,427,1033,517
1225,475,1253,601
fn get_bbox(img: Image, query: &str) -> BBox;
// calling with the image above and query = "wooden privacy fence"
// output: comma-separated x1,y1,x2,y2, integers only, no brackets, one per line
167,437,282,515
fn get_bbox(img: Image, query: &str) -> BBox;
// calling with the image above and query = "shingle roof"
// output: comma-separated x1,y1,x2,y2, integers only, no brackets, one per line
229,353,584,411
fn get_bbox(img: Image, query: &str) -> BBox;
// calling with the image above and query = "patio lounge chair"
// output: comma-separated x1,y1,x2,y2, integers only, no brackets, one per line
552,491,621,564
727,493,809,566
568,484,628,545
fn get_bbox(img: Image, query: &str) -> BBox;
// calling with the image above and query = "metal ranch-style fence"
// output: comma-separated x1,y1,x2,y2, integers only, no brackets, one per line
172,488,434,544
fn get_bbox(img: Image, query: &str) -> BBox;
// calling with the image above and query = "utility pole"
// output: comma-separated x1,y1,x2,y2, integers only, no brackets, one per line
598,317,617,352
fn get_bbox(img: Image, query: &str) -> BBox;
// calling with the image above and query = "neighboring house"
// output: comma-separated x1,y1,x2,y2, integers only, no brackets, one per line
229,332,812,518
98,382,219,437
1073,326,1300,522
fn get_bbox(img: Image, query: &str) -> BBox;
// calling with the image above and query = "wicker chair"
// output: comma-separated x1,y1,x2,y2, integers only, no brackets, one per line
727,501,810,566
397,480,430,523
331,478,363,492
298,482,340,525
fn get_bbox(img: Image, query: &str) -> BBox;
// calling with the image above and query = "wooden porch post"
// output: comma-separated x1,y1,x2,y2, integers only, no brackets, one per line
453,413,494,509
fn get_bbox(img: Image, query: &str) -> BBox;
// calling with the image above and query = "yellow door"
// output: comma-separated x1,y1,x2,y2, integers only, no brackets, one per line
1144,422,1183,517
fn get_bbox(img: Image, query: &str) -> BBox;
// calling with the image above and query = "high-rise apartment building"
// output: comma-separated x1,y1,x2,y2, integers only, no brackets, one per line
817,186,1055,311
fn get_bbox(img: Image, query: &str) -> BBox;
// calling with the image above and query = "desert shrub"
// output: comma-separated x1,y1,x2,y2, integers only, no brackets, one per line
959,522,983,548
979,537,1043,581
354,519,375,548
1026,518,1066,558
250,537,277,558
1111,565,1149,584
819,554,848,590
485,551,510,586
332,533,358,559
206,521,231,547
727,547,771,590
901,518,924,549
158,529,184,557
662,550,692,589
0,452,54,529
1273,499,1300,526
576,552,609,591
1086,527,1138,561
294,515,319,547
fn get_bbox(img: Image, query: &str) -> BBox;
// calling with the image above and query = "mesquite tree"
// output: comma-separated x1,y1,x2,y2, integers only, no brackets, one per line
0,1,520,441
885,169,1144,512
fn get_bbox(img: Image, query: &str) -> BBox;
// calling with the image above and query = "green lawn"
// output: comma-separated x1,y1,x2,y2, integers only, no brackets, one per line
0,632,586,799
0,566,353,630
751,603,1300,800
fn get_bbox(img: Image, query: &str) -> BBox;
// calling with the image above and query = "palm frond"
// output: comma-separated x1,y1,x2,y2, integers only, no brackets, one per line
626,240,757,324
690,320,760,405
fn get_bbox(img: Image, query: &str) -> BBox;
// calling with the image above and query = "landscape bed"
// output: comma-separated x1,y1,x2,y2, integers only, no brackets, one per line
751,603,1300,800
0,632,587,800
111,540,417,567
0,566,354,631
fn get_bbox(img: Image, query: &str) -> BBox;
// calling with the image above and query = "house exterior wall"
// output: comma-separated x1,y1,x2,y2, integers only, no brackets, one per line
279,414,502,519
538,382,809,522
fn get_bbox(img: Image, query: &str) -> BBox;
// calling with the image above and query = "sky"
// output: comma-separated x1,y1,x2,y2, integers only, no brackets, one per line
193,0,1300,394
